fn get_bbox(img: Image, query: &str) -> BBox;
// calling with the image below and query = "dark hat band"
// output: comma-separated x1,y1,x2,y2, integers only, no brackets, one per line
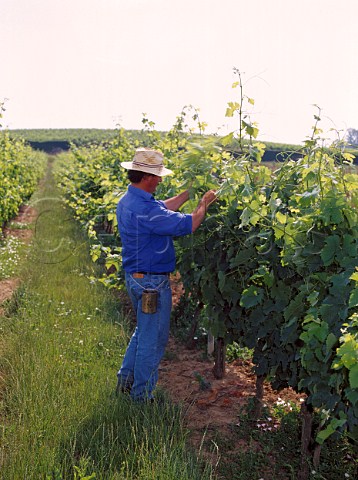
133,160,163,169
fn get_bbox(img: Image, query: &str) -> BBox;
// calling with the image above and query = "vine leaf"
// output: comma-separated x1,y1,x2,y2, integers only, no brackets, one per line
316,416,347,444
349,364,358,389
349,288,358,308
240,285,264,308
221,132,234,146
225,102,240,117
321,235,340,266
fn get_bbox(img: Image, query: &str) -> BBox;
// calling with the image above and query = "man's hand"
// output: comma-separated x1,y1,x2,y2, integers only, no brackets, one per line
192,190,218,232
201,189,217,207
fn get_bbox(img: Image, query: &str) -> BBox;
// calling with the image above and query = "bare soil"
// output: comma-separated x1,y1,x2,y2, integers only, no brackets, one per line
159,337,302,442
0,278,21,316
3,204,37,242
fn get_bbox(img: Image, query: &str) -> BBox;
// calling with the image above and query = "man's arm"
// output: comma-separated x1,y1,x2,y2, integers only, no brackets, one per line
164,190,190,211
191,190,217,232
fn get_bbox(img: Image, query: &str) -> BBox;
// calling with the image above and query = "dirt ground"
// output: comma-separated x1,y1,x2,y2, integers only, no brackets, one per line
159,337,303,442
2,204,37,242
0,277,21,304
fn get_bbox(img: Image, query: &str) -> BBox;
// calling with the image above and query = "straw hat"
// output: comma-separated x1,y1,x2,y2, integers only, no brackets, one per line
121,148,173,176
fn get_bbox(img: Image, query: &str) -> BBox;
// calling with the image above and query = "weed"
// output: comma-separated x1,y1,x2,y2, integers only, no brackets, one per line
226,341,253,363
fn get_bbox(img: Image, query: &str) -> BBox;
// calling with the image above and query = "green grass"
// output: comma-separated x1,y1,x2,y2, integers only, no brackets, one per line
0,164,214,480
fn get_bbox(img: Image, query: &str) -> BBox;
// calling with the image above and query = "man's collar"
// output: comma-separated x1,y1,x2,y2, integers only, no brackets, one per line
128,184,153,199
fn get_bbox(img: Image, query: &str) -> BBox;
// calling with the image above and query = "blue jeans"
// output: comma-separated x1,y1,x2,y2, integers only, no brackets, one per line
117,273,172,401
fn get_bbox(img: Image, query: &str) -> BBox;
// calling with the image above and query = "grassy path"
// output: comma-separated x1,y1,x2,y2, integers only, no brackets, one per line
0,162,213,479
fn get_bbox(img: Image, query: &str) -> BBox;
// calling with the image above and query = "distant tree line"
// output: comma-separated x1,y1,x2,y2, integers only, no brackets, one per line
6,128,119,145
347,128,358,146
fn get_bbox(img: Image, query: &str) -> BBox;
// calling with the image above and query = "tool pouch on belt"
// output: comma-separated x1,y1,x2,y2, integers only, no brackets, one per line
142,289,158,314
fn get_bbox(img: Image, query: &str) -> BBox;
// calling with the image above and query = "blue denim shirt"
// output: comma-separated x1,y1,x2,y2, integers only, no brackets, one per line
116,185,192,273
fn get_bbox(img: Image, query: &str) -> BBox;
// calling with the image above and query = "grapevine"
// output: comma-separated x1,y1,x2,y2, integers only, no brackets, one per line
0,118,47,230
53,80,358,473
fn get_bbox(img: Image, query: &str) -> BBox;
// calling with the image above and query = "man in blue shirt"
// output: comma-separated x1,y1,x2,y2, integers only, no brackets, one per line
116,147,217,402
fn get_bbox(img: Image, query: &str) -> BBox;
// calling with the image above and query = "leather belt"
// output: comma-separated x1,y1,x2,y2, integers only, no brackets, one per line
132,272,170,278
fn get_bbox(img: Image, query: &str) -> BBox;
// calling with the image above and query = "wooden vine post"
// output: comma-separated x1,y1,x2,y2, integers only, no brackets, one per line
298,401,322,480
298,401,313,480
207,332,215,356
252,374,265,419
186,301,204,349
212,337,226,379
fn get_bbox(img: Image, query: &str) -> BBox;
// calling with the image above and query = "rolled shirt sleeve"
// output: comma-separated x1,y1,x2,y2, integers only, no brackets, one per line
145,202,192,236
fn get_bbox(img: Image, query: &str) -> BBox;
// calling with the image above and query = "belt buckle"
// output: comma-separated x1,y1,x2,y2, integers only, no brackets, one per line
133,273,144,279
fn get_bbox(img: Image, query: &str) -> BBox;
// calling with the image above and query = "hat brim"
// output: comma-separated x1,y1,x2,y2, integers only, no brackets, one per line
121,161,173,176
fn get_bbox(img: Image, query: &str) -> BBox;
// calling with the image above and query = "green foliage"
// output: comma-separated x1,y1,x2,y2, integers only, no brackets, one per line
226,342,253,363
54,89,358,449
0,130,47,227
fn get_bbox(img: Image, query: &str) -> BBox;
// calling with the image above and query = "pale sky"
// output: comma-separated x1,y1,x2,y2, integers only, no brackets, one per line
1,0,357,144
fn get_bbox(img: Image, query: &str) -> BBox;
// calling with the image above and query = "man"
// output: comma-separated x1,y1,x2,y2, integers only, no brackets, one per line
116,147,217,402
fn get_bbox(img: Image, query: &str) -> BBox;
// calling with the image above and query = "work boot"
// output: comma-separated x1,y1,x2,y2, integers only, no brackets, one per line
115,376,133,396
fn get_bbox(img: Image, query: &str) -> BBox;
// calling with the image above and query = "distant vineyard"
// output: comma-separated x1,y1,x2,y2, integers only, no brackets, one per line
5,127,301,149
4,128,161,152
